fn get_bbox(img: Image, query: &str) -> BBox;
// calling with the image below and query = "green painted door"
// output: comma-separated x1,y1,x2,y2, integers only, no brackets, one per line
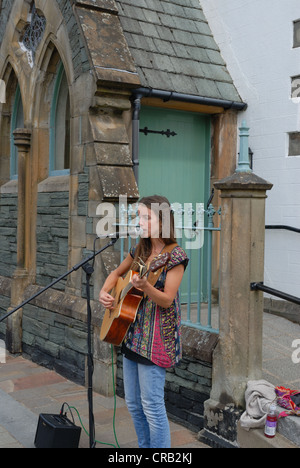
138,106,211,303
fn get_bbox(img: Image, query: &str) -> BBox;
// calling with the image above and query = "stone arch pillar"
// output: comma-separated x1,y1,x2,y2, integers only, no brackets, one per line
6,128,31,353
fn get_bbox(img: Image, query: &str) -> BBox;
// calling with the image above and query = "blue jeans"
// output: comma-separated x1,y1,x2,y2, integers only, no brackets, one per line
123,356,171,448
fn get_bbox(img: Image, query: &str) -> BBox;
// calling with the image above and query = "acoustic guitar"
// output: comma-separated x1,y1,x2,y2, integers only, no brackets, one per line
100,252,171,346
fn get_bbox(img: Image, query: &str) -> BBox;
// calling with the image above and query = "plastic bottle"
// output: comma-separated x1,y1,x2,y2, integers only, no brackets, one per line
264,403,278,438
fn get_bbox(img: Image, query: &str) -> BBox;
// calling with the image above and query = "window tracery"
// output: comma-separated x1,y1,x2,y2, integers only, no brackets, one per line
21,3,46,64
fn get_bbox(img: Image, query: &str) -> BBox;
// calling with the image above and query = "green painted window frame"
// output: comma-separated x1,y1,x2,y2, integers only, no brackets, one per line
10,85,24,180
49,61,70,176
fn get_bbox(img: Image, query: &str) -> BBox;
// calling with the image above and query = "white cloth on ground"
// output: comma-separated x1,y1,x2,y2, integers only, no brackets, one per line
240,380,276,430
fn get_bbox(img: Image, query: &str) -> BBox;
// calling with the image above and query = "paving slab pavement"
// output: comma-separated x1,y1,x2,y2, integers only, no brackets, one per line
0,311,299,449
0,354,208,449
262,312,300,388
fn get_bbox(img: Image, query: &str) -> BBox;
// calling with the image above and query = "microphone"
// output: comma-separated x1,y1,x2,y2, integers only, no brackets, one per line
97,226,143,239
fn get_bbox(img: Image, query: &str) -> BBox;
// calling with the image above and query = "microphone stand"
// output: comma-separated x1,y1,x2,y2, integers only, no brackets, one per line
0,236,118,449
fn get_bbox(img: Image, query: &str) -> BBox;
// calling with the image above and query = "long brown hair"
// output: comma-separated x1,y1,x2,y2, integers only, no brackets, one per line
133,195,177,265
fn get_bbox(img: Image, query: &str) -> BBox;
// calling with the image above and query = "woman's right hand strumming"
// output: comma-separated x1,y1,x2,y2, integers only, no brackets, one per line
99,289,115,309
98,252,134,310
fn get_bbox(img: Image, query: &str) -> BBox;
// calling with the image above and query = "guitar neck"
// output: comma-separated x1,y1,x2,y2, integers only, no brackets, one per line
119,253,169,302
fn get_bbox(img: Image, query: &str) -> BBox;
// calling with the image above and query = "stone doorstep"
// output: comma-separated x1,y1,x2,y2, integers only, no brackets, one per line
277,413,300,448
237,419,300,449
203,398,300,448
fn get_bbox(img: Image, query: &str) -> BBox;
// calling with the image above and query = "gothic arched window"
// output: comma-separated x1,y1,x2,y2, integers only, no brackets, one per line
49,61,70,175
10,84,24,179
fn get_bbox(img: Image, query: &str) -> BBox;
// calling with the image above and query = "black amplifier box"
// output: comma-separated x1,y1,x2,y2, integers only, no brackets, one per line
34,413,81,448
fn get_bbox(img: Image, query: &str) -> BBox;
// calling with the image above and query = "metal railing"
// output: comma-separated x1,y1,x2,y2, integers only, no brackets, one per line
173,202,220,333
252,223,300,306
265,225,300,234
251,282,300,306
116,200,221,334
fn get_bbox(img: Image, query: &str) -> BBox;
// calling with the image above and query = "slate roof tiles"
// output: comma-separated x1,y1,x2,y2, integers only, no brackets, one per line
115,0,242,102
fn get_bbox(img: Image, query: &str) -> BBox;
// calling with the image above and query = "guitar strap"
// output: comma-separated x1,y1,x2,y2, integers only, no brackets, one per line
146,242,178,288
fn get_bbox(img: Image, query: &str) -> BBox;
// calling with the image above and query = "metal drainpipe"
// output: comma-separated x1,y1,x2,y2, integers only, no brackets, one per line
132,87,247,111
132,93,143,182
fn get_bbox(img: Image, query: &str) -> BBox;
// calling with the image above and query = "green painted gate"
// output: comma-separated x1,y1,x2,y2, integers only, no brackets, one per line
138,106,211,303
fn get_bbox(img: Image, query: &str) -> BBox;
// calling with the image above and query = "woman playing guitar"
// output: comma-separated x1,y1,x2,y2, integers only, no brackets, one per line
99,195,188,448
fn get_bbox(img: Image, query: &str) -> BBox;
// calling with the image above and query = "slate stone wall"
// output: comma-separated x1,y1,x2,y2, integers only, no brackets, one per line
0,277,11,337
36,192,69,290
20,285,95,385
55,0,91,78
22,302,87,384
165,357,212,431
0,194,18,278
0,0,13,45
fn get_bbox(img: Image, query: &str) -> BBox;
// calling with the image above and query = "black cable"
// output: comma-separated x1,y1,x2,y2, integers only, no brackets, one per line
60,402,76,425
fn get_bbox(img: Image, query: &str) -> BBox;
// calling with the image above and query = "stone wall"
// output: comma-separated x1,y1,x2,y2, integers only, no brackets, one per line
0,194,17,277
264,297,300,326
0,277,11,337
55,0,91,78
164,357,212,432
22,302,86,385
36,191,69,289
20,283,101,385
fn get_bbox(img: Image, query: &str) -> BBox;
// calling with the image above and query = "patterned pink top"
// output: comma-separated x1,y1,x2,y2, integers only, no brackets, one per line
123,246,188,368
